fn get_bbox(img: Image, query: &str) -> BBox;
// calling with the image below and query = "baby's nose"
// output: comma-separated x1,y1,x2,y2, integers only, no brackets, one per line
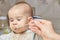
13,20,17,25
13,23,17,25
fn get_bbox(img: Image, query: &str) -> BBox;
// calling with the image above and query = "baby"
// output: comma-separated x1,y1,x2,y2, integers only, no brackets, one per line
0,2,42,40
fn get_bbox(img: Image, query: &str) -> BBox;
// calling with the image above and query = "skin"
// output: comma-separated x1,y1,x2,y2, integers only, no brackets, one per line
8,4,32,34
29,19,60,40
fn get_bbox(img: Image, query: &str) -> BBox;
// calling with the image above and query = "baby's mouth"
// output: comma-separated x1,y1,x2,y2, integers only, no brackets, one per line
14,26,23,30
13,26,19,30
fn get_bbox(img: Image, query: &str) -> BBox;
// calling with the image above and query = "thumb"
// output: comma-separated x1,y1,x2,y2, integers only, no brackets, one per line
34,20,45,30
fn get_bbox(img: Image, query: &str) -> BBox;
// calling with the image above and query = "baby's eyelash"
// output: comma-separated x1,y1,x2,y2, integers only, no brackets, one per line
17,19,21,21
9,19,14,22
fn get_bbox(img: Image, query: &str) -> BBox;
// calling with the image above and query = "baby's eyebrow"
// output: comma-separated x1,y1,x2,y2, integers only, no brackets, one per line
9,18,13,20
16,16,24,18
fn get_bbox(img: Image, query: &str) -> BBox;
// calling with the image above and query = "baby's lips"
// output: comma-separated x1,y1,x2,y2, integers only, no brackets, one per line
13,26,17,30
13,26,20,29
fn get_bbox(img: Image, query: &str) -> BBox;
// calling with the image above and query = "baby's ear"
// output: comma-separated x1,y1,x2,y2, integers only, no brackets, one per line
28,17,33,22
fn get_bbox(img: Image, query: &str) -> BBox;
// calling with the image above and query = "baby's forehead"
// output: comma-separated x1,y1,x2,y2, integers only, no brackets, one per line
9,4,31,12
8,4,31,15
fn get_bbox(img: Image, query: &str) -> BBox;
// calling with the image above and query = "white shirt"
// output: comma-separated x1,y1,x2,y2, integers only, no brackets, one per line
0,30,35,40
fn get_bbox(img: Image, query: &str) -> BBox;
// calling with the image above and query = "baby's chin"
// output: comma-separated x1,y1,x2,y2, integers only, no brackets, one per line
13,30,26,34
13,27,28,34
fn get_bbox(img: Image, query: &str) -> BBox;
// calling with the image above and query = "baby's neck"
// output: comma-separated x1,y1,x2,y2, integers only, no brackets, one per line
11,30,33,40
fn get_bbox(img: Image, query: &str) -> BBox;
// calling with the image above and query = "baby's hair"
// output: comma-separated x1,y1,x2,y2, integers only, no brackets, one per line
14,1,33,16
7,14,9,26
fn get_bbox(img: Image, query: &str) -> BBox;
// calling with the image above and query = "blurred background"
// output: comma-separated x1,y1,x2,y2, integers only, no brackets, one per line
0,0,60,35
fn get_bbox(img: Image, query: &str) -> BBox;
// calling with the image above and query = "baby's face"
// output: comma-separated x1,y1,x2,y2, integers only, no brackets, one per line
9,16,28,34
8,5,30,34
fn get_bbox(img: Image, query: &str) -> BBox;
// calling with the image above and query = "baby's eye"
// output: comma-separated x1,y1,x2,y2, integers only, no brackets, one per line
17,19,21,21
10,19,14,22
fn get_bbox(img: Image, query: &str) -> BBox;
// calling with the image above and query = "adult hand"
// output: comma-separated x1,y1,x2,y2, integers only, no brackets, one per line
29,19,60,40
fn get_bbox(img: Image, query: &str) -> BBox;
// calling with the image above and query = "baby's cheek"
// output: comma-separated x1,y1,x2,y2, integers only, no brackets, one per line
10,26,14,31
